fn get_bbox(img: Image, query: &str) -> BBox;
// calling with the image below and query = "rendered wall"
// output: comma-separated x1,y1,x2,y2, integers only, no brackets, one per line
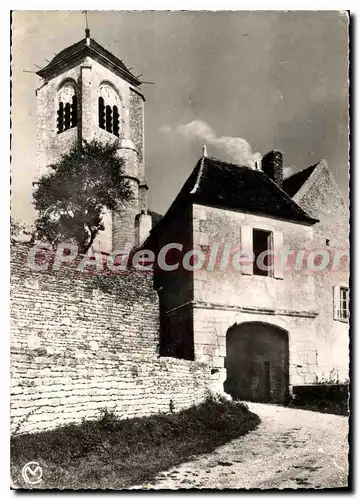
293,162,349,381
191,203,320,392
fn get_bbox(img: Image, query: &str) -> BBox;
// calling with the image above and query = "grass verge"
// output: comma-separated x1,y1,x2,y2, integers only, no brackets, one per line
287,384,349,416
287,400,348,416
11,395,260,490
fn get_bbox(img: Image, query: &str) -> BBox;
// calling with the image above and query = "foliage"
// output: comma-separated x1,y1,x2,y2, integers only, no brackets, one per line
32,140,132,253
10,395,260,489
97,407,121,431
287,381,349,416
316,368,341,385
10,218,21,242
10,217,32,243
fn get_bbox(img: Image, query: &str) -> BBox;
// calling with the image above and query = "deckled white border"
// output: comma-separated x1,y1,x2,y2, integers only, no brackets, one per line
1,1,358,9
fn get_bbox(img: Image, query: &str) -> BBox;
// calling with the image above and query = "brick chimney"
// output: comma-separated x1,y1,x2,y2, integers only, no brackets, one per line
261,150,283,187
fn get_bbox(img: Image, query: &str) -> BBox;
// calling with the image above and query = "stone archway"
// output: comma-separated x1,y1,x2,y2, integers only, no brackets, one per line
224,322,289,404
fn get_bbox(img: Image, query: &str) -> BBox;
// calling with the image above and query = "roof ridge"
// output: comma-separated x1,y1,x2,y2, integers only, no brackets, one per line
206,155,249,169
37,37,140,86
145,155,318,245
48,38,86,63
294,159,348,208
148,209,163,215
189,156,206,194
285,161,320,181
282,162,320,198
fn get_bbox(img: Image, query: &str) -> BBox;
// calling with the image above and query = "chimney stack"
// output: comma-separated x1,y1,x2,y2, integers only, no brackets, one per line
261,150,283,187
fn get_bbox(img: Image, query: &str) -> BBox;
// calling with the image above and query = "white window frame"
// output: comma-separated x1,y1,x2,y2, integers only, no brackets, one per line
333,285,349,322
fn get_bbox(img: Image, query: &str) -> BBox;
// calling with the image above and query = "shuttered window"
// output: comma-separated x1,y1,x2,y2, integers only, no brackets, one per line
333,285,349,321
240,225,253,275
273,231,284,280
239,225,284,280
253,229,272,276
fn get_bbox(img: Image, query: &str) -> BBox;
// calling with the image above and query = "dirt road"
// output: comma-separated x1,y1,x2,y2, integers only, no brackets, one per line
136,402,349,490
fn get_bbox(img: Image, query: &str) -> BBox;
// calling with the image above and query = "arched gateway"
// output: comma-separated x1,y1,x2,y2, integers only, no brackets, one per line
224,322,289,404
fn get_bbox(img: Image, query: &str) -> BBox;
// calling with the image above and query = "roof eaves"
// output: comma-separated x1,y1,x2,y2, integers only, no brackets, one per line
189,200,318,226
145,159,202,242
130,86,146,102
88,46,141,85
264,175,319,225
37,44,141,86
196,157,318,225
36,47,86,78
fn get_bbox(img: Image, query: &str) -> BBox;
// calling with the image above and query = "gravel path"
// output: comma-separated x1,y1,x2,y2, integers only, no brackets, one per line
135,403,349,490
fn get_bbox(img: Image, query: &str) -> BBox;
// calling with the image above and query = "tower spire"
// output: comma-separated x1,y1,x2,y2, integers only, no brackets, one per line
82,11,91,43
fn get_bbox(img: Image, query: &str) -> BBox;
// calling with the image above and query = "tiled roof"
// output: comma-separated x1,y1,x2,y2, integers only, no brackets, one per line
148,156,317,238
37,37,141,86
148,210,163,227
283,163,319,198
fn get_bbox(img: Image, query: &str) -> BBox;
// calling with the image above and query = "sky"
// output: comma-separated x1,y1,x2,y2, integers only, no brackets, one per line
11,10,349,225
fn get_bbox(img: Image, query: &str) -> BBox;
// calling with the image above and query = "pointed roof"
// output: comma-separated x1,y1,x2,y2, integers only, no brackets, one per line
147,156,318,241
148,209,163,227
282,162,319,198
285,159,348,214
36,36,142,87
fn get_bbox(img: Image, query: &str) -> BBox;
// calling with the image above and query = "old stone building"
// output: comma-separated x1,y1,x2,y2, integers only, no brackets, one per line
10,31,349,433
145,151,349,403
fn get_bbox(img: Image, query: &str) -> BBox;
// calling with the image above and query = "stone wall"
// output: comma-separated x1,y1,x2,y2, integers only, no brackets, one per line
10,243,210,434
151,205,195,361
36,55,146,253
149,201,340,394
193,306,318,394
192,204,317,313
129,88,145,180
191,203,320,391
294,161,349,381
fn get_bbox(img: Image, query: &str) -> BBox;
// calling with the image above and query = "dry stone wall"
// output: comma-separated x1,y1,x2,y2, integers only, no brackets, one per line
10,243,210,434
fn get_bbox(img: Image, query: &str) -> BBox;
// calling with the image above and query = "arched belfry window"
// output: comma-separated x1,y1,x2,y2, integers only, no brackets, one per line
57,81,77,134
98,83,121,137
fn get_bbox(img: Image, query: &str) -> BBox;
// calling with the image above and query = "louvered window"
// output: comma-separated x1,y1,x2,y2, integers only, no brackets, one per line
98,83,121,137
56,82,77,134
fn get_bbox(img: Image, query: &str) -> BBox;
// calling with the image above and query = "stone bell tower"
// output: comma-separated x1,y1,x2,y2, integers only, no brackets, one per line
35,29,152,253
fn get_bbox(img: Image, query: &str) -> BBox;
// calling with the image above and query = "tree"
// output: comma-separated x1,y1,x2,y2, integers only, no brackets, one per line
10,218,24,243
33,140,132,253
10,217,33,244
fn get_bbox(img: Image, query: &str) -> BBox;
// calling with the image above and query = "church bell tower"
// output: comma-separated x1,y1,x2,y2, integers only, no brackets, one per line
35,29,152,253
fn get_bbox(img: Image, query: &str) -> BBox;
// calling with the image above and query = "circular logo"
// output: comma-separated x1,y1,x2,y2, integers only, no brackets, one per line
21,462,43,485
